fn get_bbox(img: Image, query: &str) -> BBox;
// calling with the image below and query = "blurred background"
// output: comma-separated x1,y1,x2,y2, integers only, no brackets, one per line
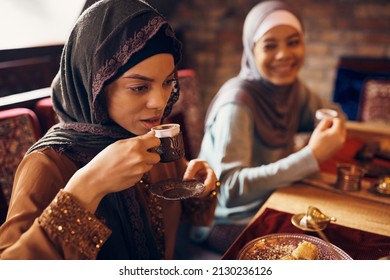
1,0,390,225
1,0,389,116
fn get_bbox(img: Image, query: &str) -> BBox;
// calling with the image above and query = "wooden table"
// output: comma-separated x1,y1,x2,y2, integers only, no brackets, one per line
253,183,390,237
223,122,390,259
255,121,390,236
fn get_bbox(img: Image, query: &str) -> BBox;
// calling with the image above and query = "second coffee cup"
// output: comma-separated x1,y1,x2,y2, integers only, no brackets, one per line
315,108,338,126
151,123,185,162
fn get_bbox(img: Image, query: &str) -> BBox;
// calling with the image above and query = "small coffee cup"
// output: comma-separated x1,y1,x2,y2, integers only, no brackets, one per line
335,164,365,192
151,123,185,162
315,108,338,126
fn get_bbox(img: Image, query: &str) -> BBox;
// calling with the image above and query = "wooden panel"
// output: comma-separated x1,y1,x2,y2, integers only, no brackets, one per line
0,45,62,97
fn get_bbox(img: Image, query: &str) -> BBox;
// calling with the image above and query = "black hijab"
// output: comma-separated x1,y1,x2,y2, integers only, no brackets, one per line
27,0,182,259
28,0,181,163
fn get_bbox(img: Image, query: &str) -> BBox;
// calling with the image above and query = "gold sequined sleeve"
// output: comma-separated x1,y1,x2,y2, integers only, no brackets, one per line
38,189,112,259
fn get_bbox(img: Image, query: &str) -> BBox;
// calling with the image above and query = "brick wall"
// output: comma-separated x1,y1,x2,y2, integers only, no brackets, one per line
168,0,390,113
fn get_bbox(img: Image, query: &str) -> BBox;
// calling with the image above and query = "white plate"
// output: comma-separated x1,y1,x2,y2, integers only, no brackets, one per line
237,233,352,260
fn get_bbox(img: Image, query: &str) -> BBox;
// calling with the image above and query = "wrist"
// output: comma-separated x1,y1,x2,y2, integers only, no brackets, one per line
64,169,106,213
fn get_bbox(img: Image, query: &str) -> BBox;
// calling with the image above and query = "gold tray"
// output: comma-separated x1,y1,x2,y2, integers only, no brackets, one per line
237,233,352,260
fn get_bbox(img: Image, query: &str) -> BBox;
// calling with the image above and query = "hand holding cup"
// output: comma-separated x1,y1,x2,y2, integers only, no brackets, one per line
151,123,185,162
315,108,338,126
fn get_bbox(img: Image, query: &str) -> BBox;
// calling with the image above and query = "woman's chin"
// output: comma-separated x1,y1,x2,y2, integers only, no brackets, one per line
271,77,296,86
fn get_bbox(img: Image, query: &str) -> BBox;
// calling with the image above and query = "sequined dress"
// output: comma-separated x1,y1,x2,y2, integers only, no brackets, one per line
0,148,216,259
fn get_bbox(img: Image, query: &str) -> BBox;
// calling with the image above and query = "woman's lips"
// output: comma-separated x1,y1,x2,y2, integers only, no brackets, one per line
272,64,295,75
141,117,161,129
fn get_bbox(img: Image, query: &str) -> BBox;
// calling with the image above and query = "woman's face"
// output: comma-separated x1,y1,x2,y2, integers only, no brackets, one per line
253,25,304,85
104,53,176,135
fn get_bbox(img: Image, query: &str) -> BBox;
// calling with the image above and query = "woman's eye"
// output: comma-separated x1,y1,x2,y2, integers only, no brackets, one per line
129,85,148,92
164,78,177,87
263,43,277,51
288,39,301,47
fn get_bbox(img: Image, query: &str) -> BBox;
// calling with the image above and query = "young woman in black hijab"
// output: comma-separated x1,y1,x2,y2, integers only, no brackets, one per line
0,0,218,260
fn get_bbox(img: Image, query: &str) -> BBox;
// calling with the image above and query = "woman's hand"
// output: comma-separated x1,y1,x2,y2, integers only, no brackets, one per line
64,131,160,212
183,159,218,198
308,117,346,163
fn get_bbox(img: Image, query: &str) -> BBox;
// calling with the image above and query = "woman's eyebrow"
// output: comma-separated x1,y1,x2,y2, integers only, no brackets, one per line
260,32,301,43
121,68,176,81
121,74,153,81
261,37,277,43
287,32,301,39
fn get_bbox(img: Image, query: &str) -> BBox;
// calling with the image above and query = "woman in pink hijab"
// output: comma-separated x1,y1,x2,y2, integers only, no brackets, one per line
196,0,346,253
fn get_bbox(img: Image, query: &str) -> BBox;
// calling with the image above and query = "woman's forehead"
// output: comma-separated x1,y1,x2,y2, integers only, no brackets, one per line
259,25,302,42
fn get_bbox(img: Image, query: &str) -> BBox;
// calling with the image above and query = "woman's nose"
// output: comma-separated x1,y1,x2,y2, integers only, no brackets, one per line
147,88,168,110
275,45,291,60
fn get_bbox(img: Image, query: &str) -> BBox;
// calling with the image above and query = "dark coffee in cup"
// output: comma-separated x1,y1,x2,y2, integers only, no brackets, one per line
151,123,185,162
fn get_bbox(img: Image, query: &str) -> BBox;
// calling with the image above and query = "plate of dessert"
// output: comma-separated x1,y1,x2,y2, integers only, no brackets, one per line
369,176,390,196
237,233,352,260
